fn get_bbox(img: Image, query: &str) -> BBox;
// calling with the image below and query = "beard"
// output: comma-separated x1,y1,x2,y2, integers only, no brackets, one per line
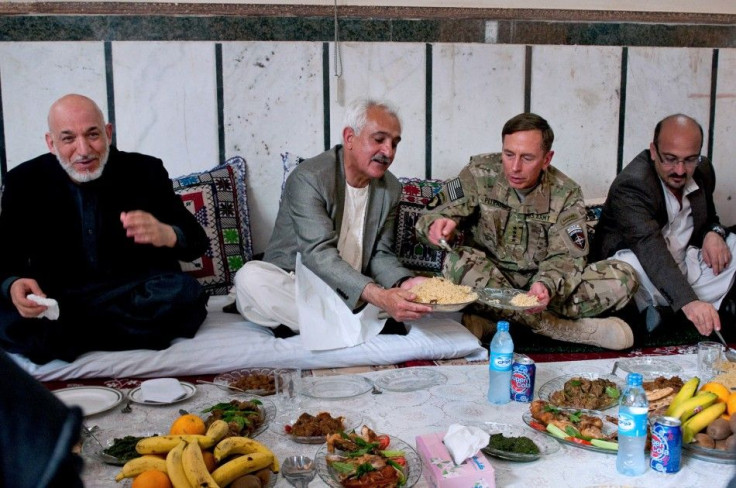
57,145,109,183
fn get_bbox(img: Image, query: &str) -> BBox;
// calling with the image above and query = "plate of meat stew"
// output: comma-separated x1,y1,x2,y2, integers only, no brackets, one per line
213,368,277,395
272,410,362,444
537,373,624,411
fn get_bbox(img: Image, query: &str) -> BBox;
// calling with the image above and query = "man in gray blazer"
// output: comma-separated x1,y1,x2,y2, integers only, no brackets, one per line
593,114,736,336
233,99,431,336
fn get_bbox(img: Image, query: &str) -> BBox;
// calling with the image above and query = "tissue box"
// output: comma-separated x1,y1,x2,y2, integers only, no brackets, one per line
416,431,495,488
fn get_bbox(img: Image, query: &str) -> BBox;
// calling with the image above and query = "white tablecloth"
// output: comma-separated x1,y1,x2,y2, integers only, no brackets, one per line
80,354,736,488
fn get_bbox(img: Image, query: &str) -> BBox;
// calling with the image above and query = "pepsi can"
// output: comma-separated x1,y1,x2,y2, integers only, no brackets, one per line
510,354,535,402
650,416,682,473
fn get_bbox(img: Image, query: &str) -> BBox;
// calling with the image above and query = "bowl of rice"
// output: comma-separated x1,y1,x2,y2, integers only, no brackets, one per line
409,277,479,312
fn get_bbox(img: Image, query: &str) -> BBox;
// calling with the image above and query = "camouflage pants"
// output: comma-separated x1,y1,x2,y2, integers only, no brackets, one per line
443,246,639,328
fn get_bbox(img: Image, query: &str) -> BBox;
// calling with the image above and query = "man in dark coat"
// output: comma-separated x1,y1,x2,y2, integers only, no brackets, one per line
0,94,209,363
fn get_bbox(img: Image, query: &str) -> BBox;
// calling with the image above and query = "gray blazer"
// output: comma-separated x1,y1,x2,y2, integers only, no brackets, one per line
263,145,412,310
593,149,721,311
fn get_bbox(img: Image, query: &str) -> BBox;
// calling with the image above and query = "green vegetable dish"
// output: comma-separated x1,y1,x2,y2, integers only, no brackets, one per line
487,433,540,455
102,435,145,462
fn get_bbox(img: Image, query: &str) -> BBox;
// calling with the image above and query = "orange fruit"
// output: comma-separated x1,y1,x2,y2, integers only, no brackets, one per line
131,470,172,488
700,382,730,404
202,450,217,473
169,413,206,435
727,392,736,416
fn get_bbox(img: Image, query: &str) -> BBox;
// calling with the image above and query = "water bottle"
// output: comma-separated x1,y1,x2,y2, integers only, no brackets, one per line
616,372,649,476
487,321,513,404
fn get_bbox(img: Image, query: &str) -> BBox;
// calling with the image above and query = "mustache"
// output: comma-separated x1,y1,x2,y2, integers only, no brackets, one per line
371,154,391,164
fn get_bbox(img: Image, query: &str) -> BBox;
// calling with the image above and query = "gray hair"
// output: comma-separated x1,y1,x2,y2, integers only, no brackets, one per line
343,98,401,134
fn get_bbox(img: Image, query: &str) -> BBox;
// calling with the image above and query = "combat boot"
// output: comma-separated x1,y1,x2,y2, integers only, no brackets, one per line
531,312,634,350
461,313,497,341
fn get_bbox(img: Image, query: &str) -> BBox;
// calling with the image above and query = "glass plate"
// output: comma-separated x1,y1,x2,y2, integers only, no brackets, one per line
472,421,561,462
53,386,124,416
301,376,373,400
81,429,158,466
374,368,447,392
127,381,197,405
315,435,422,487
191,396,275,438
213,367,277,395
537,373,624,411
612,357,683,379
476,288,540,311
522,410,619,455
272,411,362,444
683,442,736,464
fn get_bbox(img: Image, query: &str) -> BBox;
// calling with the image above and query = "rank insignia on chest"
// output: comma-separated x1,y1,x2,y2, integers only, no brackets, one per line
566,223,586,250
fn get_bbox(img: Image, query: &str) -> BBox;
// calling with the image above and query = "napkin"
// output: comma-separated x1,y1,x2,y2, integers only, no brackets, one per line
442,423,491,465
139,378,187,403
27,294,60,320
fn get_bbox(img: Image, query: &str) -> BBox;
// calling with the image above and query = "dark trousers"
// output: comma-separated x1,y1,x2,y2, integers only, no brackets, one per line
0,272,208,364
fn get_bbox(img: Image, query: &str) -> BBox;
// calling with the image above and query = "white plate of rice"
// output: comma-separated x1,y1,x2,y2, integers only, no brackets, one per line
409,277,479,312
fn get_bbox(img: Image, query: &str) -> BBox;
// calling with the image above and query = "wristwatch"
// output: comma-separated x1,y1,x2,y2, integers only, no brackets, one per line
709,224,728,240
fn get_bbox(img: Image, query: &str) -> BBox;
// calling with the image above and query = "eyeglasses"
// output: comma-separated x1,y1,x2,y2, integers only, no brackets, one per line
655,144,701,169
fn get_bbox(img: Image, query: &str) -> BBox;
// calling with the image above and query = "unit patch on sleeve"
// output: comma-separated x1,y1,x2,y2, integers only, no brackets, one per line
425,177,465,210
566,223,586,250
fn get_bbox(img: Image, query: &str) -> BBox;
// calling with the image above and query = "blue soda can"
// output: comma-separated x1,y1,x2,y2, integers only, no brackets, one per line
650,416,682,473
510,354,535,402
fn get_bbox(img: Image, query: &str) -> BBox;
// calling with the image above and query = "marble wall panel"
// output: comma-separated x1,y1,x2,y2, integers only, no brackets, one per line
327,42,426,180
0,42,106,171
112,41,218,179
222,41,323,253
711,49,736,227
431,43,525,180
623,47,713,167
530,45,622,200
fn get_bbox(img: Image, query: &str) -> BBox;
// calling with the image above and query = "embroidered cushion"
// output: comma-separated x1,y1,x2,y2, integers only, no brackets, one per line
172,156,253,295
395,177,447,273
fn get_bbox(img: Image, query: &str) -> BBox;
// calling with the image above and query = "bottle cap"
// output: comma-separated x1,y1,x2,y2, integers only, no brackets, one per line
497,321,509,332
626,372,643,386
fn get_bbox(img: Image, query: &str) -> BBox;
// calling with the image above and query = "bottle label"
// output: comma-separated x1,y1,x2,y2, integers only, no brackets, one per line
618,406,648,437
490,352,513,372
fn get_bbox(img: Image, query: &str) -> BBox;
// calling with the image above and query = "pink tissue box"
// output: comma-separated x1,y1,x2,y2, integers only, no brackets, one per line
416,431,495,488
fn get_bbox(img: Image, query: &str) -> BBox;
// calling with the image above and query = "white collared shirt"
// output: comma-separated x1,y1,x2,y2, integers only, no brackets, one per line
660,177,700,274
338,182,369,271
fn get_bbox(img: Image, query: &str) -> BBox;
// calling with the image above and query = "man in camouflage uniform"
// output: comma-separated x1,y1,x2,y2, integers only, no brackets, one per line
415,113,638,350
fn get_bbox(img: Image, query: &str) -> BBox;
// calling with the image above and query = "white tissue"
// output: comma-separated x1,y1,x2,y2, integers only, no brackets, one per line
27,294,60,320
140,378,187,403
442,423,491,465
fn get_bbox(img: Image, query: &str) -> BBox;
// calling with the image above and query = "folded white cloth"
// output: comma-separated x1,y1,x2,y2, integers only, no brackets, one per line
139,378,187,403
443,423,491,465
27,294,60,320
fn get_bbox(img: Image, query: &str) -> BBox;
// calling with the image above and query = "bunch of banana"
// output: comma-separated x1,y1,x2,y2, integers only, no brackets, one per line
182,440,220,487
682,402,728,444
661,376,729,444
114,455,168,482
136,419,230,454
211,436,278,486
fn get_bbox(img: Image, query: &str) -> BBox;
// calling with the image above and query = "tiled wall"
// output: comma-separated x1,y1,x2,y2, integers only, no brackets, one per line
1,15,734,253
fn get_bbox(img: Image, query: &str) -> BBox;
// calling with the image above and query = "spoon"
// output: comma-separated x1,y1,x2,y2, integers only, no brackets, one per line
713,329,736,362
281,455,316,488
438,238,453,252
82,424,123,465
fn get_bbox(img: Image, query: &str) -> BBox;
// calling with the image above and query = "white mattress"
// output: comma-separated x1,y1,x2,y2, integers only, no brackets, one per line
12,296,487,381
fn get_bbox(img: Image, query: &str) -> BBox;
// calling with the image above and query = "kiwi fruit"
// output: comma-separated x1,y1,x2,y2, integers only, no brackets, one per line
706,418,732,441
694,432,716,449
229,474,262,488
725,434,736,452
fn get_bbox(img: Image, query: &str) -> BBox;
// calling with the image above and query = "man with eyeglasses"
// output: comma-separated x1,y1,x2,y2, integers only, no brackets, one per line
594,114,736,337
415,113,638,350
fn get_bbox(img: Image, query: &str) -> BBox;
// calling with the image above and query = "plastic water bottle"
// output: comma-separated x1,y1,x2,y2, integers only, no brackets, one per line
617,372,649,476
487,321,513,404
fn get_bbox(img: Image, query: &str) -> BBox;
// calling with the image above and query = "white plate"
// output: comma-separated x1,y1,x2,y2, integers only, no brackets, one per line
537,373,624,411
612,357,683,379
476,288,540,311
127,381,196,405
301,376,374,399
473,421,561,462
53,386,124,416
423,296,478,312
374,368,447,392
272,411,362,444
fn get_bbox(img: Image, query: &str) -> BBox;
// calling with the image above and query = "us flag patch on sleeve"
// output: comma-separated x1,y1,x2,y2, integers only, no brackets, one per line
566,223,586,250
446,178,465,201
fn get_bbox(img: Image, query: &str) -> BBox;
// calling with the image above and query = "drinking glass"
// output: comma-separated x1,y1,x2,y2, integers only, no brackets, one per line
697,341,724,382
274,368,302,417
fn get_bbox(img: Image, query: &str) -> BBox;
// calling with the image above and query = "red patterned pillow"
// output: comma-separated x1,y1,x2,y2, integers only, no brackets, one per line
395,177,447,273
172,157,253,295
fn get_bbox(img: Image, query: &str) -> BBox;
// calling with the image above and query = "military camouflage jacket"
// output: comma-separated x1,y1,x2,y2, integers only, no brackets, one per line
415,153,589,297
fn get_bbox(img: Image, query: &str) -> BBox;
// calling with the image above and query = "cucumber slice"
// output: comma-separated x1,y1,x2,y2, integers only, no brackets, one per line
546,423,568,439
590,439,618,450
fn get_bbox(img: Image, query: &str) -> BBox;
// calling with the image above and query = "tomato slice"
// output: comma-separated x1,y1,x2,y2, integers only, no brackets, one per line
284,425,292,434
377,434,391,450
565,436,592,446
529,421,546,432
393,457,407,466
